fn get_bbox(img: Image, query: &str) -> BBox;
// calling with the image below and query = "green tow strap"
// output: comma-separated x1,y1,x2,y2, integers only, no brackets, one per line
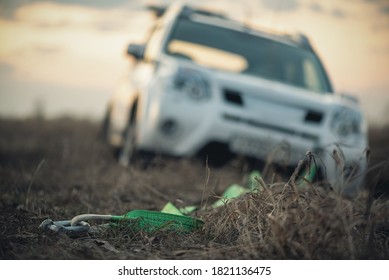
110,210,203,233
68,210,203,233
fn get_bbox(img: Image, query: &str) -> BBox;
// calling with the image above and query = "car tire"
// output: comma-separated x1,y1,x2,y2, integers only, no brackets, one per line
118,119,137,167
101,106,112,142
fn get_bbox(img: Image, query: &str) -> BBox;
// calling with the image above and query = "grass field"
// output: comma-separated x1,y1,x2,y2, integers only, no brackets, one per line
0,118,388,259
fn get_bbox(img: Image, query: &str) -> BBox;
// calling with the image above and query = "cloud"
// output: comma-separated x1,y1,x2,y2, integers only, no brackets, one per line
0,0,31,19
309,2,323,13
0,1,154,92
379,5,389,14
365,0,389,30
308,2,347,19
364,0,389,15
54,0,141,9
0,0,146,19
9,1,151,34
331,8,346,19
260,0,300,12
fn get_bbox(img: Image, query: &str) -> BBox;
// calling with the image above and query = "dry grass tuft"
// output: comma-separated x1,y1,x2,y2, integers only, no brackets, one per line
202,183,389,259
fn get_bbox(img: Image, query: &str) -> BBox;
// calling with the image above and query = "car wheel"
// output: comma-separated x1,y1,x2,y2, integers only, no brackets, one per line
118,120,137,167
101,106,111,142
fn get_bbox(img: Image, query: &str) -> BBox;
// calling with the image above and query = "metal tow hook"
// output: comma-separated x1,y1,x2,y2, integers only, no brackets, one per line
39,219,91,238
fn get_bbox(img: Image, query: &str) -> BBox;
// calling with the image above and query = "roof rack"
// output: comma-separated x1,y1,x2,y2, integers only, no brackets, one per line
147,4,227,20
285,33,313,51
181,5,227,19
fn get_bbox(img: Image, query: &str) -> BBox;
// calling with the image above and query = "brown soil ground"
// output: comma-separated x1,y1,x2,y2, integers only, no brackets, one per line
0,118,388,259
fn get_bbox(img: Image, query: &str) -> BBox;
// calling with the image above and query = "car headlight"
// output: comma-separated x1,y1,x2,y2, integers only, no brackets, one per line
173,67,211,101
330,106,362,137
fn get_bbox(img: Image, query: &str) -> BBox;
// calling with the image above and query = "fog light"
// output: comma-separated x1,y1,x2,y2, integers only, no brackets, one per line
160,119,179,136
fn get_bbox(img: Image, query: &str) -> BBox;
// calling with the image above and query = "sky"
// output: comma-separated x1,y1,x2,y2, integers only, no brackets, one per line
0,0,388,124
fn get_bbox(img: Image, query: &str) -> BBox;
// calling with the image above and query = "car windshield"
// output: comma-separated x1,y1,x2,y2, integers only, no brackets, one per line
165,17,332,93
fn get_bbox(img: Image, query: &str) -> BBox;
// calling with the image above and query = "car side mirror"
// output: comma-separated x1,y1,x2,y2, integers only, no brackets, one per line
127,43,145,60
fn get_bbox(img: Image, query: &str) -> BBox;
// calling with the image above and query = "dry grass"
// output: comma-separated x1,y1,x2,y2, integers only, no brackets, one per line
0,118,388,259
202,185,388,259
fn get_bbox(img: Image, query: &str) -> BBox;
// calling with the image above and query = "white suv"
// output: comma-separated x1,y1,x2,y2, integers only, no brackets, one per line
103,3,368,195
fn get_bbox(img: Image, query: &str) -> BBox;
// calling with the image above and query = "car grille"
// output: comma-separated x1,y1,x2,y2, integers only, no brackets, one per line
224,89,243,106
223,88,324,127
222,113,319,142
304,110,323,123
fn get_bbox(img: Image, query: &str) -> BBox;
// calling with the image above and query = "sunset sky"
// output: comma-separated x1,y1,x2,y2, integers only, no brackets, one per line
0,0,388,124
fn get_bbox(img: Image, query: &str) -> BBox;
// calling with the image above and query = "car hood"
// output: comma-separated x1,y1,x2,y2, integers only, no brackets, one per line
216,69,360,113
